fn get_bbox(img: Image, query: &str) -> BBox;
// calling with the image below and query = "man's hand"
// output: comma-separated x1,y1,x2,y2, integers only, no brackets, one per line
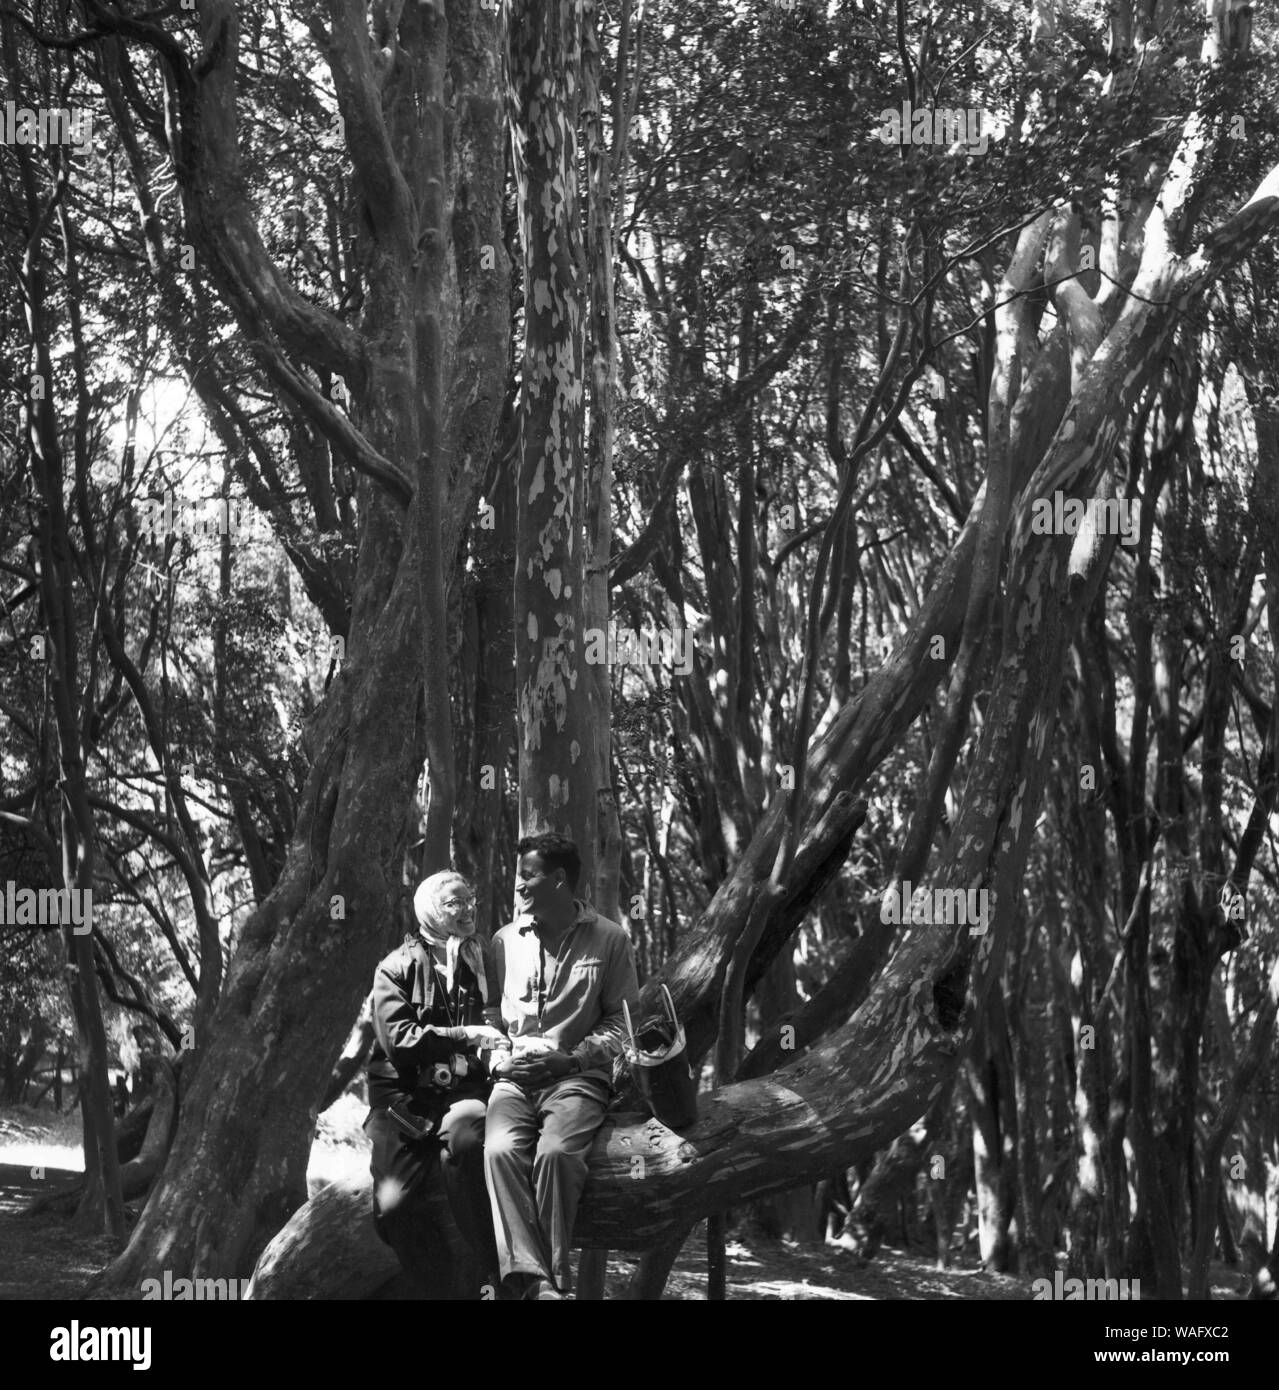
459,1024,507,1046
536,1050,576,1082
493,1050,576,1088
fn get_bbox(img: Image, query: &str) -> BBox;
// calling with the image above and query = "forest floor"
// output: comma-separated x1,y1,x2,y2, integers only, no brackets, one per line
0,1099,1252,1301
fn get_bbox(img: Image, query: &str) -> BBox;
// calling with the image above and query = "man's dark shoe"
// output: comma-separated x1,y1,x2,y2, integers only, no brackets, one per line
502,1272,539,1300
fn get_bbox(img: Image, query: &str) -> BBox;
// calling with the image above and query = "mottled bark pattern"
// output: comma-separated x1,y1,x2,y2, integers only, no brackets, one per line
508,0,600,875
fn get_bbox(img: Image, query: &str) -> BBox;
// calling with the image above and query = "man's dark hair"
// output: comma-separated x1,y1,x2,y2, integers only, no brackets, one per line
516,833,581,891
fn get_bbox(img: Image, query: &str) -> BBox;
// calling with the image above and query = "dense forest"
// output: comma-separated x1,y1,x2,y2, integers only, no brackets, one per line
1,0,1278,1306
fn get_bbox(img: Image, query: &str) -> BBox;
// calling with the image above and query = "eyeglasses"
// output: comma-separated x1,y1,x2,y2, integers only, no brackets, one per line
442,897,475,909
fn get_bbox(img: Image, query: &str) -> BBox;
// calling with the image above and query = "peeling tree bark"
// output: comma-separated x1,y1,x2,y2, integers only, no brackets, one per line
583,0,623,916
508,0,602,871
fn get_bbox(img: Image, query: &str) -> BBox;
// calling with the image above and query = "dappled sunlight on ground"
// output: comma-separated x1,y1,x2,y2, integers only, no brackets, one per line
0,1095,373,1196
0,1105,83,1175
606,1230,1034,1300
0,1161,114,1300
0,1103,1257,1300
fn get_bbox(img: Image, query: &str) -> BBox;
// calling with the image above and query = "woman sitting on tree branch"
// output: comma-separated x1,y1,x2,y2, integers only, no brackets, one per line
364,871,508,1297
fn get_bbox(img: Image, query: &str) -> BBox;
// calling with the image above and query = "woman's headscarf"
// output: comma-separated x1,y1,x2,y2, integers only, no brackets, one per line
413,871,488,1000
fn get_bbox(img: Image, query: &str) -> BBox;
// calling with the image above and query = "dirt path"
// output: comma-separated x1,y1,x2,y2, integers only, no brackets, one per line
0,1171,1250,1301
606,1228,1033,1300
2,1155,1030,1301
0,1163,121,1301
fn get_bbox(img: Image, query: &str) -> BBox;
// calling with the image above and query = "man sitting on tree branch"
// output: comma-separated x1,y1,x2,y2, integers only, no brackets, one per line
486,834,640,1300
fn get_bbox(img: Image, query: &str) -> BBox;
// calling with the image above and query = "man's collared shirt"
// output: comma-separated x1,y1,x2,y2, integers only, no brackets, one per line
492,899,640,1080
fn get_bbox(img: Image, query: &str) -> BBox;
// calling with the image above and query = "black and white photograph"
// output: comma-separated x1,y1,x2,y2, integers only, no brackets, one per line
0,0,1277,1362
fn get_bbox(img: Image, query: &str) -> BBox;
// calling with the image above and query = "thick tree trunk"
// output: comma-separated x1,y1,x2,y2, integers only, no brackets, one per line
968,1041,1013,1271
508,0,602,870
86,1,509,1292
88,648,430,1288
583,0,622,918
456,402,519,935
320,997,374,1112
